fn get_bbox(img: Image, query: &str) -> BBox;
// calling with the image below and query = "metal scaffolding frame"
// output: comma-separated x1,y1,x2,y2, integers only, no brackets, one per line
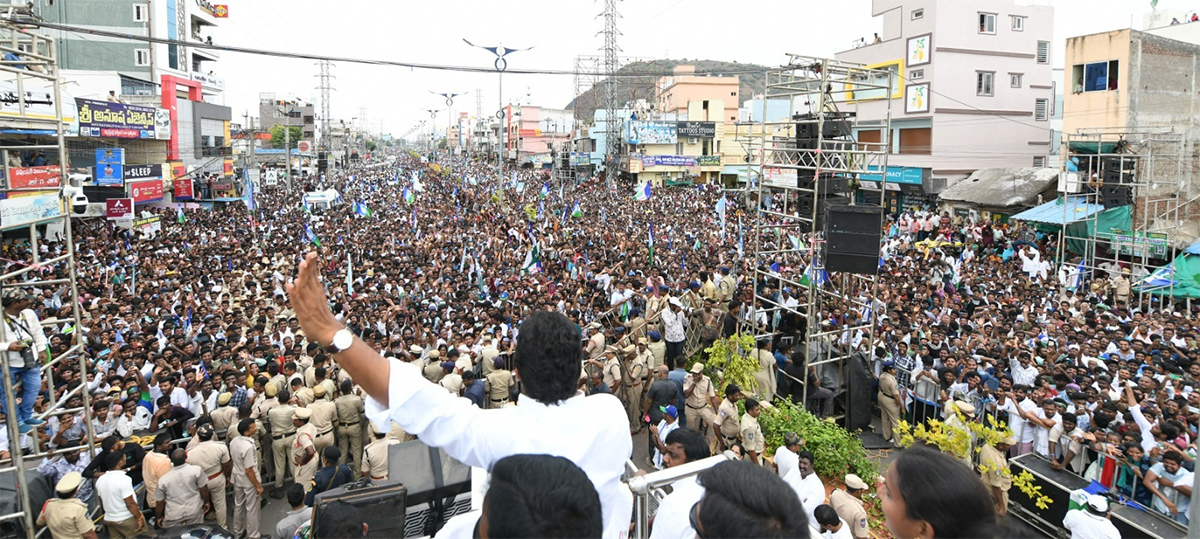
0,6,93,537
748,56,892,425
1058,129,1186,307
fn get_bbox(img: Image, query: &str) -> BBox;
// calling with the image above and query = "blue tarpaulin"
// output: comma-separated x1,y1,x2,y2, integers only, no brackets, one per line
1010,197,1105,226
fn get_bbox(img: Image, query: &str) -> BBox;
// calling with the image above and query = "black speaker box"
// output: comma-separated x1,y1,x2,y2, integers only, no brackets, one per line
1100,185,1132,207
825,204,883,275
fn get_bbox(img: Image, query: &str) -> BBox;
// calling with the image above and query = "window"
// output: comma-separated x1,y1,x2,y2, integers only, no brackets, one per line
977,71,995,96
912,8,924,20
1072,60,1119,92
675,142,683,155
899,128,932,155
1033,156,1046,167
1035,98,1048,120
1036,41,1050,64
911,69,924,80
133,4,147,22
1010,73,1023,88
1011,15,1025,31
134,49,150,66
979,13,996,34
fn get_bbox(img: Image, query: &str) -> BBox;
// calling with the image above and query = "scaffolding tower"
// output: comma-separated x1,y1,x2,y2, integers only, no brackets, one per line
0,5,93,537
1059,129,1187,307
748,56,893,427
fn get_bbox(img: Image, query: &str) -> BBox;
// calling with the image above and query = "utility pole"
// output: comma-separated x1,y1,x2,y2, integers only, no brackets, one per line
284,112,291,192
316,60,335,172
601,0,623,187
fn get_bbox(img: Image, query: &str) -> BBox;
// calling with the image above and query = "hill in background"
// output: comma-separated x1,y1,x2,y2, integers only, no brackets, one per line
567,59,769,122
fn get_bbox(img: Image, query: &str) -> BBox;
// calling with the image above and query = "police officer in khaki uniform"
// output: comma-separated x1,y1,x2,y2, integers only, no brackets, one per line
308,385,336,454
186,424,231,528
830,474,870,539
291,379,315,407
624,345,646,433
229,419,264,539
333,379,365,477
485,357,514,408
716,267,736,309
683,363,720,446
252,382,279,421
361,424,399,481
37,472,95,539
210,393,239,441
740,398,765,466
267,389,297,497
422,350,445,383
290,407,319,496
713,384,743,450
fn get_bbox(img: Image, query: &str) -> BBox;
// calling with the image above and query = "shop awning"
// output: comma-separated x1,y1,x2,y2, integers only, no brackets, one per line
937,167,1059,208
1010,197,1105,225
1068,141,1120,154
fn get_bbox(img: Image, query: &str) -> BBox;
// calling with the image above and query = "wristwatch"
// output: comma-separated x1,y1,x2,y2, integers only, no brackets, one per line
323,328,353,354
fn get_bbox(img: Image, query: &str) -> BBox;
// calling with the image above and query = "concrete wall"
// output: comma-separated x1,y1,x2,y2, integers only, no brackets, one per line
1129,32,1200,200
1062,30,1131,136
657,73,739,123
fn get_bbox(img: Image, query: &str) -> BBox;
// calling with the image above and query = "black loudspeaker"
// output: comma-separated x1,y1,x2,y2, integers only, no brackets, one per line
824,204,883,275
844,352,874,432
1101,185,1132,207
313,480,408,538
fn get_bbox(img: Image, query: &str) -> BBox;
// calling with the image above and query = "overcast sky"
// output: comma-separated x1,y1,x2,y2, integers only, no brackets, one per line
209,0,1190,140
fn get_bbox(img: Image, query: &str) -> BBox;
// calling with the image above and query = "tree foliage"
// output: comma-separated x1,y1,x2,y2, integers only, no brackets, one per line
268,125,303,149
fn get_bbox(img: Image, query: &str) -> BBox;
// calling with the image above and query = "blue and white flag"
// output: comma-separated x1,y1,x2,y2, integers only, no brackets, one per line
540,182,550,199
716,195,727,238
634,181,652,201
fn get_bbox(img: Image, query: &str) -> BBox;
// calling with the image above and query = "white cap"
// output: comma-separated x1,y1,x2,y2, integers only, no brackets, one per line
1086,494,1109,514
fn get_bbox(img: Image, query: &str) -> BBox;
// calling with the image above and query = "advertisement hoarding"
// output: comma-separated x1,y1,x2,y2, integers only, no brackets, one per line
626,121,677,145
128,180,163,204
641,155,696,167
173,178,194,200
125,164,164,182
7,165,62,190
0,193,60,227
677,122,717,138
106,198,134,220
76,98,170,139
96,148,125,186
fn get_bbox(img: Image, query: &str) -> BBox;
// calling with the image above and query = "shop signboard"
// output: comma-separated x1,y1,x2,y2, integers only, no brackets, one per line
173,178,194,200
861,165,925,185
125,164,163,182
133,215,162,239
641,155,696,167
76,98,168,139
7,165,62,190
106,198,134,220
95,148,125,186
677,122,716,138
128,180,163,204
626,121,677,145
1111,230,1170,258
0,193,60,227
569,152,590,167
697,155,722,167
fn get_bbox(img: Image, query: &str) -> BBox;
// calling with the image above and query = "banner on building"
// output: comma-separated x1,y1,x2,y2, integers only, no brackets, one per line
76,98,170,140
568,152,590,167
861,165,926,185
125,164,164,182
7,165,62,190
641,155,696,167
0,193,60,227
626,121,677,145
677,122,716,139
106,198,134,220
173,178,194,200
697,155,722,167
133,215,162,239
95,148,125,186
223,159,234,176
211,180,234,191
128,180,163,204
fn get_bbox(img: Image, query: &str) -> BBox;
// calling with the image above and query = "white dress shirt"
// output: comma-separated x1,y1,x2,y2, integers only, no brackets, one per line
366,360,633,539
784,468,826,524
648,476,703,539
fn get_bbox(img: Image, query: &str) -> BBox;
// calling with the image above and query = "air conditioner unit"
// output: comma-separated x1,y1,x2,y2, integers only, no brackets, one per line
1058,171,1083,194
688,137,698,145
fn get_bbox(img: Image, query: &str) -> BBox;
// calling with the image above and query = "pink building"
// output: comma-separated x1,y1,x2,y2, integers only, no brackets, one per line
835,0,1055,201
505,105,572,166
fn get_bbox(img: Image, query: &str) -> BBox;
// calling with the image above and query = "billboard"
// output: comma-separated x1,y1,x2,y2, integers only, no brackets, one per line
125,164,164,182
569,152,590,167
0,193,60,227
626,121,677,145
96,148,125,186
76,98,170,139
128,180,163,204
106,198,134,220
7,165,62,190
641,155,696,167
173,178,194,200
677,122,716,138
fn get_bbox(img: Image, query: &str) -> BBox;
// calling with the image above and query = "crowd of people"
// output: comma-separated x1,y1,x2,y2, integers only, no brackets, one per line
0,149,1189,538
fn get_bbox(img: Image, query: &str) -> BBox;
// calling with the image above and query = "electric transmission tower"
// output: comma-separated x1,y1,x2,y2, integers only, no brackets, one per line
316,60,335,151
601,0,621,186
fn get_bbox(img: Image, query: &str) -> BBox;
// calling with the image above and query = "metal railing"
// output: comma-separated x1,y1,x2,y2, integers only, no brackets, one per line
625,451,738,538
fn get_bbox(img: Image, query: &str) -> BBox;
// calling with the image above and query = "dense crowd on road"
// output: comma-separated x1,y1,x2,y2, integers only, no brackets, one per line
3,151,1191,538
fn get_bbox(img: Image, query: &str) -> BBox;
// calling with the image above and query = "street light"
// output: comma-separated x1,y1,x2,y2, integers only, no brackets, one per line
463,38,533,166
431,91,467,154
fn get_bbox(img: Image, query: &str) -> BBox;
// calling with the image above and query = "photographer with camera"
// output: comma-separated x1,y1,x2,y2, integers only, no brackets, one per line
1,288,46,434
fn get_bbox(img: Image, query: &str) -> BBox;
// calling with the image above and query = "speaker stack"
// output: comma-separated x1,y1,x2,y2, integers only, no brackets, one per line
1099,156,1136,207
823,204,883,275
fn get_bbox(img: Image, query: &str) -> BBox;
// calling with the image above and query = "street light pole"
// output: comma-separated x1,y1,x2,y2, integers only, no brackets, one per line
431,92,466,155
463,39,533,174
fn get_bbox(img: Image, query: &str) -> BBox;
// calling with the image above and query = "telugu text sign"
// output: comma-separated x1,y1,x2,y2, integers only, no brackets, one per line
0,194,60,227
76,98,167,140
8,165,62,190
128,180,163,204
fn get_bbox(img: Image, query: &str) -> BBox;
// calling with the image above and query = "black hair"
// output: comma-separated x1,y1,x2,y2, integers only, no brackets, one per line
797,450,815,464
287,483,306,508
100,436,120,452
323,445,342,464
340,379,353,394
664,427,711,463
237,418,253,435
694,460,810,537
314,500,365,538
744,398,760,412
891,446,996,537
105,450,125,470
814,504,840,527
277,388,291,403
153,432,172,449
512,311,582,404
484,454,602,538
463,370,477,382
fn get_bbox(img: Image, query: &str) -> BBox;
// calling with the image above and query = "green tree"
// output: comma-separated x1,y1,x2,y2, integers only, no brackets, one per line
269,125,303,149
365,141,377,152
